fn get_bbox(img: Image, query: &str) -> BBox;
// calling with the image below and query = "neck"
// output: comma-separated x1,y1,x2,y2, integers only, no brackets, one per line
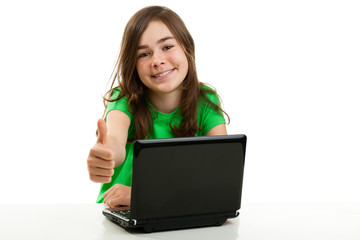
147,90,182,114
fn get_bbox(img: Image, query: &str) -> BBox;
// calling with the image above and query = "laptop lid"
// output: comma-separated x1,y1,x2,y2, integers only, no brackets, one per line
129,134,246,220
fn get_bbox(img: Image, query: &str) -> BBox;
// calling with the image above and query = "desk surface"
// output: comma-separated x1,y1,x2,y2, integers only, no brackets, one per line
0,203,359,240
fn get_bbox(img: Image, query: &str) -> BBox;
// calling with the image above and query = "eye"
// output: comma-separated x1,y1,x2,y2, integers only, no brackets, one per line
139,52,150,58
163,45,174,51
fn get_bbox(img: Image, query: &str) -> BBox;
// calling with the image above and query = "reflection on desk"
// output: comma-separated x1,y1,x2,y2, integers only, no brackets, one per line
0,203,359,240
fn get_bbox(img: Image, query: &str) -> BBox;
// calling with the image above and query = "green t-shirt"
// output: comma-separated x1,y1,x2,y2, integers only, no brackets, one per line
96,85,226,203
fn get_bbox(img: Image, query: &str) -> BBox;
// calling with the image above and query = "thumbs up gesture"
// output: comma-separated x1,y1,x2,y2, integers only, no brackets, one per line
87,119,115,183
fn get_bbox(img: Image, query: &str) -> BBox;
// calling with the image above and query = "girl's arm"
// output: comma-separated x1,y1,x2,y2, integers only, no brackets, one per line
206,123,227,136
105,110,130,167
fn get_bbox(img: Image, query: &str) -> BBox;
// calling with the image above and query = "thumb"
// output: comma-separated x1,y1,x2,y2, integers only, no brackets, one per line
97,119,107,145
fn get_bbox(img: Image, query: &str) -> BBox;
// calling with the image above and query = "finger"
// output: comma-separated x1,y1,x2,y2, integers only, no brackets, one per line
89,145,114,161
108,195,130,208
96,119,107,145
103,188,116,202
104,186,120,200
103,184,118,199
108,206,130,211
88,166,114,177
89,174,111,183
103,188,112,199
88,154,115,169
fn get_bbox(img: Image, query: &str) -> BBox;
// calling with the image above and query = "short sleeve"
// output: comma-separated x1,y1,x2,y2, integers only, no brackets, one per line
197,89,226,135
104,88,133,122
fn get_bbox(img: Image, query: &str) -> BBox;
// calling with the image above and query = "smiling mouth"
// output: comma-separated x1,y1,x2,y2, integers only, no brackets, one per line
152,69,175,78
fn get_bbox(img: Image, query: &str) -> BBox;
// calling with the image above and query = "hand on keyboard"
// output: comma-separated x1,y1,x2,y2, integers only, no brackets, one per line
103,184,131,209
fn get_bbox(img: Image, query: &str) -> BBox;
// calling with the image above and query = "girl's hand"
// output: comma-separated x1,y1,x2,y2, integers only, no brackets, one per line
103,184,131,210
87,119,115,183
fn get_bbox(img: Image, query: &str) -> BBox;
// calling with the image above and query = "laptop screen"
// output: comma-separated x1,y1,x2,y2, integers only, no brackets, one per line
130,135,246,220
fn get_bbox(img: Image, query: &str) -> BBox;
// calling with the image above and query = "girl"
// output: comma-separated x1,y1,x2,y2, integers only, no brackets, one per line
87,6,229,209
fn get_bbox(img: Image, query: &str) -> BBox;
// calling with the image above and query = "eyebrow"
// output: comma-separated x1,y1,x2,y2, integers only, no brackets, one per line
137,36,175,50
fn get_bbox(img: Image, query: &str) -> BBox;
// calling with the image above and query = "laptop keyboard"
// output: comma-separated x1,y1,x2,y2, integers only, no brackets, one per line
110,210,131,219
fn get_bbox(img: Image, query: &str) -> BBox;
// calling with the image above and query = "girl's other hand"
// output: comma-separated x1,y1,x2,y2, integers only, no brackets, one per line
103,184,131,209
87,119,115,183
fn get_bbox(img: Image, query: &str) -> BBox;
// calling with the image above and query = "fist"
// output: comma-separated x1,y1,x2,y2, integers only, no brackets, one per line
87,119,115,183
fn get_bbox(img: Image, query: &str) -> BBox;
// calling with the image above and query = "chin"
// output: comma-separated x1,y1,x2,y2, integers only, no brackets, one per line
148,80,180,93
160,83,183,93
155,87,178,94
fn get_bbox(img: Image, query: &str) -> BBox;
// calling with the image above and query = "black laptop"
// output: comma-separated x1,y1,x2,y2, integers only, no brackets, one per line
102,134,247,233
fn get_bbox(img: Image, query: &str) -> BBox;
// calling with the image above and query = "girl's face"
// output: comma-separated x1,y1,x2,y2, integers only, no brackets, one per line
136,21,189,95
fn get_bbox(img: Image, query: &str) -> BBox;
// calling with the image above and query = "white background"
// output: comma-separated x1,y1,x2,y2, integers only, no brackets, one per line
0,0,359,204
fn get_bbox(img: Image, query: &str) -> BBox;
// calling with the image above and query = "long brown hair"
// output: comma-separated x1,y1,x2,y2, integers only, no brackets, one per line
103,6,229,142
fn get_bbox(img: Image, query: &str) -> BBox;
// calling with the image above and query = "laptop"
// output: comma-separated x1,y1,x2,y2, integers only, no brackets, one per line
102,134,247,233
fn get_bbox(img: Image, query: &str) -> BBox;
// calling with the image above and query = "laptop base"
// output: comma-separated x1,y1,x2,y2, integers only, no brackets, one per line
103,210,239,233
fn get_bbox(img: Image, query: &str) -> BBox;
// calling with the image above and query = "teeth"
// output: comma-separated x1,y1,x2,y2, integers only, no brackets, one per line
154,70,172,77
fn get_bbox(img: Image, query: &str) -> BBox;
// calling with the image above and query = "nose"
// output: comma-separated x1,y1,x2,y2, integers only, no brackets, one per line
151,51,166,68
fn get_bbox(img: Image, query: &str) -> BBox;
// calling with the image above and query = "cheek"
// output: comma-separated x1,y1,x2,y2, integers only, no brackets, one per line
171,50,188,70
136,62,147,76
183,57,189,73
178,55,189,74
136,62,152,87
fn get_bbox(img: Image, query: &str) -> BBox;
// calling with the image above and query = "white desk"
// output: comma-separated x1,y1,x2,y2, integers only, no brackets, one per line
0,203,359,240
